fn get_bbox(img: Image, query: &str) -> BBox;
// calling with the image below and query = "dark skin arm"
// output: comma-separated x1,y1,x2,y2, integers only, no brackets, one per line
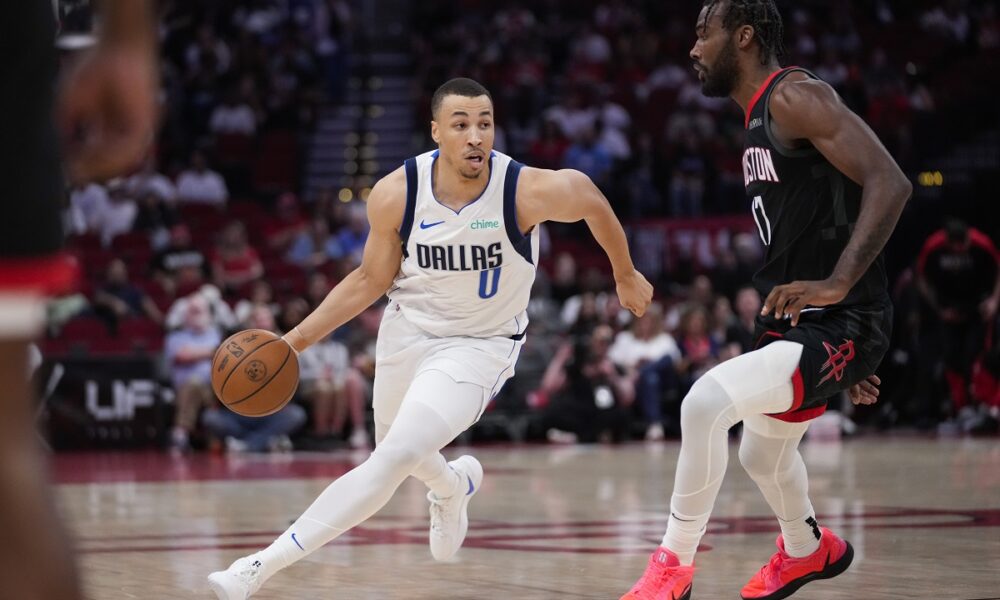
760,75,913,327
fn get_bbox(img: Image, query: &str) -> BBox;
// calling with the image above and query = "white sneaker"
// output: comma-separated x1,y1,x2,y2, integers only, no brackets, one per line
428,455,483,561
349,427,370,449
225,436,249,454
645,423,665,441
207,554,264,600
268,435,293,453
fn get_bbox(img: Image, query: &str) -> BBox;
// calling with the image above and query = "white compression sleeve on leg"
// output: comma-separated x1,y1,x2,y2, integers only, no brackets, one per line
407,369,488,498
741,415,819,557
255,370,483,582
661,341,803,566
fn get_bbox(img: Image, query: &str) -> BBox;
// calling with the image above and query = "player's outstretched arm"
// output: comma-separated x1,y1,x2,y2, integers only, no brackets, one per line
283,170,406,353
762,77,913,325
517,167,652,317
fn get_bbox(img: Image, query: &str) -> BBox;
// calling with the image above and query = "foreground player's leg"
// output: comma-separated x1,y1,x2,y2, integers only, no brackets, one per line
621,341,801,600
373,369,481,559
208,369,484,599
0,336,83,600
738,416,853,600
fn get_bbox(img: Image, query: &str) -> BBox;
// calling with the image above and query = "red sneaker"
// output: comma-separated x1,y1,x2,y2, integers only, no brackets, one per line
741,527,854,600
620,547,694,600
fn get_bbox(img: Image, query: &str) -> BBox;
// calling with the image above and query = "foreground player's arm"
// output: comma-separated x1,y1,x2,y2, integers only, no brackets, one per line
57,0,159,183
517,168,653,317
762,78,913,325
282,171,405,353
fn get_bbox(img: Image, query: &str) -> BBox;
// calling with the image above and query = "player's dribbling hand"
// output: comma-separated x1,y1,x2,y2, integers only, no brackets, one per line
57,42,158,184
848,374,880,406
615,269,654,317
761,278,848,327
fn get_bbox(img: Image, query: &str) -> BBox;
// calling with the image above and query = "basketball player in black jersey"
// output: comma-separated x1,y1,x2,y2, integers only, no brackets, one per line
0,2,156,599
621,2,911,599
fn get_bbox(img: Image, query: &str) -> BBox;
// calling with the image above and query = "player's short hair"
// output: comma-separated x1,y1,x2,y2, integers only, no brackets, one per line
703,0,786,66
431,78,493,119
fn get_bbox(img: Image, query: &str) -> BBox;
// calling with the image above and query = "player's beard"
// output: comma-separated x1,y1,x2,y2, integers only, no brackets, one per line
701,37,740,97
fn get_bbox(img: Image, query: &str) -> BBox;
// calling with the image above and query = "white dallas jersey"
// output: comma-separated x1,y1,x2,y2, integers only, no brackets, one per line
387,149,538,338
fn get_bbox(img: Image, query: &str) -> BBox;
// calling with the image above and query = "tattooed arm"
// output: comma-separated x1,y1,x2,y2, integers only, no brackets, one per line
761,73,912,325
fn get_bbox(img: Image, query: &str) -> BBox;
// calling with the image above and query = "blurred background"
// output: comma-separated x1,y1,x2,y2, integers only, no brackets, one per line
41,0,999,454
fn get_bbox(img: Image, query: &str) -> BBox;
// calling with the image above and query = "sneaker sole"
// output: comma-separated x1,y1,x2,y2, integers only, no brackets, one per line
740,542,854,600
207,574,233,600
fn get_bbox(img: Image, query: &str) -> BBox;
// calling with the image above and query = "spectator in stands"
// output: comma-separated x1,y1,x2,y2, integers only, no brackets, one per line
528,118,570,170
91,258,163,333
550,252,581,304
609,303,682,441
305,272,332,310
66,182,108,236
165,295,222,452
278,297,311,337
176,150,228,206
127,156,177,205
97,179,140,245
676,305,720,383
562,126,612,188
336,202,369,263
916,219,1000,416
539,325,634,444
211,221,263,294
233,280,279,326
209,88,257,135
165,285,238,333
668,154,706,217
263,192,307,252
201,305,307,453
185,25,232,74
151,224,208,296
132,187,178,248
286,218,344,269
297,329,370,449
724,286,762,357
711,296,735,356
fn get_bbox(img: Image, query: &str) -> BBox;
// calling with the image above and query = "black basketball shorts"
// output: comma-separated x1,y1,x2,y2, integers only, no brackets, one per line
753,299,893,422
0,0,75,298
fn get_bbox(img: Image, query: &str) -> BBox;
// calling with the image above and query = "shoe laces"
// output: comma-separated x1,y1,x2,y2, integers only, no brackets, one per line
234,558,263,591
631,558,687,599
758,552,788,585
428,493,455,535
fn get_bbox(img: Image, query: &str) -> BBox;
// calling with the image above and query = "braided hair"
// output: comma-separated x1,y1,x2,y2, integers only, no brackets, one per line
702,0,786,66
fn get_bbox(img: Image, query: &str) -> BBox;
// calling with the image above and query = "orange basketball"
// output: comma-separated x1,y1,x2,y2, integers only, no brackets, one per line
211,329,300,417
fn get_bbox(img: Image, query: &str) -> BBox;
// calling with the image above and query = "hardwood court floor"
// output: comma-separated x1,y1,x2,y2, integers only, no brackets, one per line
54,437,1000,599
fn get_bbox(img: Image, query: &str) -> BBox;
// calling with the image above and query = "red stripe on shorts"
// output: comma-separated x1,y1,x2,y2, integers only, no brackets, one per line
0,253,78,294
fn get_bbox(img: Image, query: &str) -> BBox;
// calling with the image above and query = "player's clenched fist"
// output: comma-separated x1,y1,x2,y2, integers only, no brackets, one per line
615,269,653,317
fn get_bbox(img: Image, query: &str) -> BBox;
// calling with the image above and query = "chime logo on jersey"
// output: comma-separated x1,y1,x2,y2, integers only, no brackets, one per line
743,146,780,187
415,242,502,272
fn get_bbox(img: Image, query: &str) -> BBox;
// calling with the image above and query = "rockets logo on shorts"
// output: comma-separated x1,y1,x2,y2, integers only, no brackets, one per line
818,339,855,385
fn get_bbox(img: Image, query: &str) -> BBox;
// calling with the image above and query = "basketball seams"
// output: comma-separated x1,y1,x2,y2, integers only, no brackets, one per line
216,337,280,396
224,343,295,409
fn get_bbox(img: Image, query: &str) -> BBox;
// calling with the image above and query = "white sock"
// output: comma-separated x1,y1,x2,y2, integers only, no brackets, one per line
256,519,343,582
661,509,709,566
414,453,461,499
780,512,821,558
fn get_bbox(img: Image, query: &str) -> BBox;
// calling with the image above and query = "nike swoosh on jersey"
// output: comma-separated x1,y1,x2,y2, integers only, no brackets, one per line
420,220,445,229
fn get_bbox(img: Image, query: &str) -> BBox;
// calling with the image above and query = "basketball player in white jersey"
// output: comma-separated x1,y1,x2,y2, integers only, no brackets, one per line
208,77,653,598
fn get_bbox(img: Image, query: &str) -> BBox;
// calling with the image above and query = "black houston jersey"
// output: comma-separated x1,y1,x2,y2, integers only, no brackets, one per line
743,67,888,308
